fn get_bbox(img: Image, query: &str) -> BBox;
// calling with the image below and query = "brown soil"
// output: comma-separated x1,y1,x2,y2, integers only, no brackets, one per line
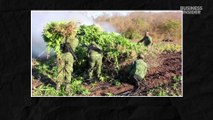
84,82,134,96
144,52,181,89
32,52,181,96
85,52,181,96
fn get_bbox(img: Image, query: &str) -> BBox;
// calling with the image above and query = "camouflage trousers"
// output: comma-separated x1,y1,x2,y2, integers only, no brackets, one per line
88,54,103,79
56,52,74,91
133,74,147,91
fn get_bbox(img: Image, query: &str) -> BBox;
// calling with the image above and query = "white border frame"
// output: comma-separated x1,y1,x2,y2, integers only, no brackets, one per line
31,10,183,97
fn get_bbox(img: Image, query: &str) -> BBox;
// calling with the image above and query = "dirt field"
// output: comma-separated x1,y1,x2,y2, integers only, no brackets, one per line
82,52,181,96
32,51,181,96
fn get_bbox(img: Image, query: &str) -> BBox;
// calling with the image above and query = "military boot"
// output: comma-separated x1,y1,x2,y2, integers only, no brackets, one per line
133,75,141,92
56,84,61,91
65,84,71,93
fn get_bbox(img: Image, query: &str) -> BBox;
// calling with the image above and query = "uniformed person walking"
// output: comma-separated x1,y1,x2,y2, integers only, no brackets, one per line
56,36,79,91
87,42,103,80
139,31,152,46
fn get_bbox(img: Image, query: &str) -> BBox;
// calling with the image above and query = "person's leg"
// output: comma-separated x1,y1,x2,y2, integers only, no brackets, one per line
65,70,71,92
134,74,148,91
56,77,63,90
56,69,65,90
88,59,95,79
56,55,65,90
96,57,102,79
133,75,140,91
64,53,73,92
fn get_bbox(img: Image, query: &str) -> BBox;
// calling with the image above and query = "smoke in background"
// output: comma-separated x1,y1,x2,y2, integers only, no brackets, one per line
32,11,117,59
97,22,117,33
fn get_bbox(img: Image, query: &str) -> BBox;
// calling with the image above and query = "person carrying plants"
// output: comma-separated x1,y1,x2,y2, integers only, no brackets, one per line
128,54,148,91
56,36,79,91
43,21,79,92
87,41,103,80
139,31,153,46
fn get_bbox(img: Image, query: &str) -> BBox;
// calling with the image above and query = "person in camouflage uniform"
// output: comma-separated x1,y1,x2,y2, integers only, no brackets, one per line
140,31,152,46
129,54,148,90
87,42,103,80
56,37,78,91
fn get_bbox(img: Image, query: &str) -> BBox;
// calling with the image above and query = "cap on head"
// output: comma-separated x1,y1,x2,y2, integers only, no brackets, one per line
138,54,144,59
145,31,149,36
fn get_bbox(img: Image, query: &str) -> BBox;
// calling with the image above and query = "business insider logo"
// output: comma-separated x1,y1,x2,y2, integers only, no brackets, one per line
180,6,203,15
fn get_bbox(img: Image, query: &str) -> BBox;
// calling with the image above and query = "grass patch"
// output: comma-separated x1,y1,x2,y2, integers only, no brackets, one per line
147,75,182,96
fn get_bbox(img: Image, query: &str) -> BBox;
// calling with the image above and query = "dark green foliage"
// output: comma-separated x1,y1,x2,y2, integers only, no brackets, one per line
76,24,143,70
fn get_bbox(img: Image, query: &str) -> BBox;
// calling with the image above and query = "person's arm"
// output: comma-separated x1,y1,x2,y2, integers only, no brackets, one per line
87,45,92,58
128,61,136,79
138,37,145,43
149,37,153,45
